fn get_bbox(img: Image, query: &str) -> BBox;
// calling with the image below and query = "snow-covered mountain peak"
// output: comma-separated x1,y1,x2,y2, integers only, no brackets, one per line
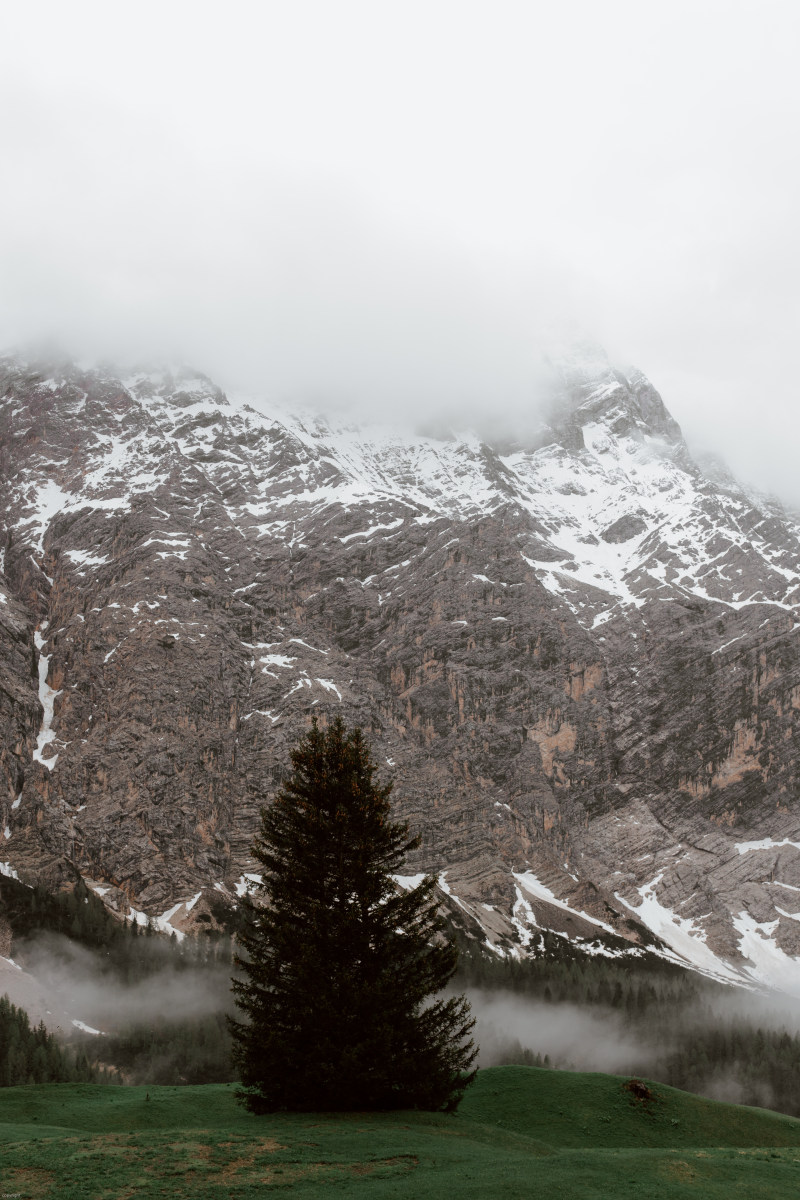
4,348,798,628
3,346,800,994
545,361,685,452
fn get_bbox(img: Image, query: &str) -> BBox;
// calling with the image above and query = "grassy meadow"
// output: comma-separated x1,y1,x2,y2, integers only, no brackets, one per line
3,1065,800,1198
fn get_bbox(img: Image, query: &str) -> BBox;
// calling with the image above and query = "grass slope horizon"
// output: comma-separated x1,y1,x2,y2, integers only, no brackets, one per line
3,1065,800,1198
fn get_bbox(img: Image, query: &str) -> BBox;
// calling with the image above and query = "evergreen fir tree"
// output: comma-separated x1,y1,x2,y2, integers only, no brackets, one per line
229,716,476,1113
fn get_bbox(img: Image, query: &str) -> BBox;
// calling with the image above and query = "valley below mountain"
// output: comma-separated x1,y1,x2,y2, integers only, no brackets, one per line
2,344,800,997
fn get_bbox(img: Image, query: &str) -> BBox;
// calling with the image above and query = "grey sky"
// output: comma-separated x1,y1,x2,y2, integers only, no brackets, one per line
1,2,799,499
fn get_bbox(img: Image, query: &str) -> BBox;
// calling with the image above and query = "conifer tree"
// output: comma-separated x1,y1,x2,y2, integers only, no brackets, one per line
230,716,476,1112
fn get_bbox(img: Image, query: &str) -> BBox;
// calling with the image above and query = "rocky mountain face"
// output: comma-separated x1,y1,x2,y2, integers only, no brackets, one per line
2,346,800,993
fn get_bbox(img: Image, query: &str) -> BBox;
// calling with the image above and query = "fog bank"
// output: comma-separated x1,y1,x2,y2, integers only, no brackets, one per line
2,3,800,499
18,933,231,1035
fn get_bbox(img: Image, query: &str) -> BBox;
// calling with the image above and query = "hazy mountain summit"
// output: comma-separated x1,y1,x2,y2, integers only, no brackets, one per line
2,345,800,995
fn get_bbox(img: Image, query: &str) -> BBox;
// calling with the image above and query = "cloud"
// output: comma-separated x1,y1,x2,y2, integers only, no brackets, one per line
468,980,800,1112
1,2,798,498
17,932,231,1033
472,991,651,1074
0,86,573,421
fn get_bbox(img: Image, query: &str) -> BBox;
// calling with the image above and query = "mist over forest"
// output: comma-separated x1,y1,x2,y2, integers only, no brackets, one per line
4,868,800,1116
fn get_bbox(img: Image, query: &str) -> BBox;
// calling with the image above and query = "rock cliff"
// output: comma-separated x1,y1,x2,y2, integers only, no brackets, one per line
2,346,800,992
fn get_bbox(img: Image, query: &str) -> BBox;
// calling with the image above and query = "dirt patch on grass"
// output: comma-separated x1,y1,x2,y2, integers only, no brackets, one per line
216,1135,285,1153
216,1151,417,1189
623,1078,655,1104
166,1140,213,1159
1,1133,416,1199
216,1137,289,1183
1,1167,55,1199
662,1158,698,1183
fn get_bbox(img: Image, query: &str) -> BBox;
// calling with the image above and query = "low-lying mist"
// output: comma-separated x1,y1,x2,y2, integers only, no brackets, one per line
472,991,651,1075
17,931,233,1033
467,982,800,1116
15,921,800,1116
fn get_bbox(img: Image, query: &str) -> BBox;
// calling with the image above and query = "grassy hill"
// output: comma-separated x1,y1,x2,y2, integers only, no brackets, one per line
2,1066,800,1198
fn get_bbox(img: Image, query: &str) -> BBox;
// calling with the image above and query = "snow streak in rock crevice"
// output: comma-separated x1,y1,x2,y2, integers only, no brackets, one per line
32,629,62,769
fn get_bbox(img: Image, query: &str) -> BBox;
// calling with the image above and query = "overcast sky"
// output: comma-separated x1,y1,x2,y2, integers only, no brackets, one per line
1,2,799,499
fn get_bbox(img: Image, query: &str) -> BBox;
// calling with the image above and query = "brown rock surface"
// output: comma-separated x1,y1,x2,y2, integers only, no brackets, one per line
2,348,800,989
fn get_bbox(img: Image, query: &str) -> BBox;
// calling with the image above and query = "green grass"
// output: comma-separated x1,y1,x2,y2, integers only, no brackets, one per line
2,1067,800,1198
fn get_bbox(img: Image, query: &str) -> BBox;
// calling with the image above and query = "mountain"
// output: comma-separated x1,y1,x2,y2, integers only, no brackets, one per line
2,345,800,994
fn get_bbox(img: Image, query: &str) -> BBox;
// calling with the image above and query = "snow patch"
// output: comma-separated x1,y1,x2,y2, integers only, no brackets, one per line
155,902,187,941
316,678,342,699
259,654,296,670
436,872,472,916
511,886,537,949
242,709,281,723
64,549,110,570
339,518,404,543
513,870,616,935
735,838,800,855
289,638,329,654
615,873,742,984
32,630,62,769
732,910,800,998
392,874,426,890
234,873,262,897
72,1019,103,1035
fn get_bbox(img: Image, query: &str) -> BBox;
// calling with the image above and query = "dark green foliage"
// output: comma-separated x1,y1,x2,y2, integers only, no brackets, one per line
453,927,702,1001
0,873,233,984
96,1013,236,1085
661,1022,800,1115
0,874,124,948
230,717,476,1112
1,874,235,1087
455,937,800,1118
0,995,112,1086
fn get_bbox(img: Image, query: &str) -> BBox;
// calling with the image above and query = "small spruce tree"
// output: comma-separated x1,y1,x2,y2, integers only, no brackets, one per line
230,716,476,1112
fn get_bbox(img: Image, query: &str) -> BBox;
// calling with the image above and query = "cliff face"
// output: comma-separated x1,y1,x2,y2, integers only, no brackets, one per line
2,348,800,991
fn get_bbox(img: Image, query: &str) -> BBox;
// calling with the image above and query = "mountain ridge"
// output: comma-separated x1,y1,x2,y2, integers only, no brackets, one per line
2,347,800,996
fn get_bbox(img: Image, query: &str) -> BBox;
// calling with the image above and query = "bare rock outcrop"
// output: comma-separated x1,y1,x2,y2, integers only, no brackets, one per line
1,348,800,991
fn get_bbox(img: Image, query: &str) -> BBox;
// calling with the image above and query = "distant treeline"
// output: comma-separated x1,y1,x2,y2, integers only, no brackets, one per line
454,931,800,1118
490,1008,800,1119
0,995,117,1087
0,873,237,1085
453,927,706,1011
662,1023,800,1114
97,1013,235,1086
0,874,236,982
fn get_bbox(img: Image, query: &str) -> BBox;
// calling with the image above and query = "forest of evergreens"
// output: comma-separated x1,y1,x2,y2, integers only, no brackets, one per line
4,874,800,1116
454,932,800,1115
0,873,237,1084
0,874,235,981
0,995,117,1086
97,1012,235,1085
